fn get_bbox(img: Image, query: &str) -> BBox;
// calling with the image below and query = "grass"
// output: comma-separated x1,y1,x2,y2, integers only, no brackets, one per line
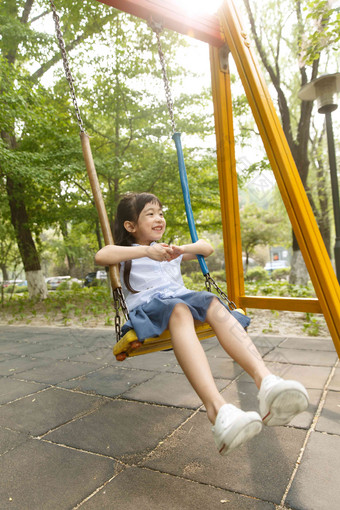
0,274,328,337
1,286,113,328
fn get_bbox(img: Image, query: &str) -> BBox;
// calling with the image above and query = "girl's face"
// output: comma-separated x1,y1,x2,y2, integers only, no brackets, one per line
124,201,166,245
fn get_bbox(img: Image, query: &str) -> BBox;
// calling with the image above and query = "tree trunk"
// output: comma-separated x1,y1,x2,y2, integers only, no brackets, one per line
60,221,76,276
0,264,9,282
6,174,47,299
289,248,309,286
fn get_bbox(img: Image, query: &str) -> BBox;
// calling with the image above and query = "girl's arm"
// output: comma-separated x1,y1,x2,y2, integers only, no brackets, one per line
95,243,174,266
171,239,214,261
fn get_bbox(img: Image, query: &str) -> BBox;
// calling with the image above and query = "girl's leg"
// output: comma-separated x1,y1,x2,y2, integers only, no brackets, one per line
168,303,263,456
168,303,225,424
205,298,309,426
205,298,271,389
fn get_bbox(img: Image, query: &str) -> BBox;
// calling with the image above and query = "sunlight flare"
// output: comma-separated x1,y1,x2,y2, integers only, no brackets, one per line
172,0,224,16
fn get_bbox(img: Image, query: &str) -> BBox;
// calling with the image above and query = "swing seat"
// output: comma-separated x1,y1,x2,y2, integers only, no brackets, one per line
113,321,216,361
113,307,246,360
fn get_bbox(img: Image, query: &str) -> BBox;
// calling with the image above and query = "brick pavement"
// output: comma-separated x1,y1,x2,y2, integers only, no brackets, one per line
0,326,339,510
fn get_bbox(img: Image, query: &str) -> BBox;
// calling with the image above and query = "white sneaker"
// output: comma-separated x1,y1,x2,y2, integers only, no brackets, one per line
258,374,309,426
212,404,262,456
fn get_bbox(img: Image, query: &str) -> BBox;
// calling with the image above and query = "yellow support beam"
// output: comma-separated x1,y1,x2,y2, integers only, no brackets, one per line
240,296,322,314
216,0,340,355
209,45,245,309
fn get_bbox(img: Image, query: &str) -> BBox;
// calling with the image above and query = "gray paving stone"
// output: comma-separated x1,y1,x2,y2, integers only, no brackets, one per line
44,399,192,463
0,376,48,404
315,390,340,434
56,328,115,352
201,336,220,351
264,347,338,366
80,466,275,510
239,363,332,390
202,343,233,359
250,335,286,349
0,353,17,362
0,387,105,435
0,341,58,356
0,438,117,510
33,343,91,360
205,336,284,360
0,355,52,376
59,365,155,397
286,432,340,510
0,426,29,455
328,366,340,390
289,388,323,429
0,325,75,344
0,342,21,354
168,356,244,380
279,336,335,351
122,371,228,408
68,346,117,365
16,359,98,384
122,349,178,371
143,411,307,504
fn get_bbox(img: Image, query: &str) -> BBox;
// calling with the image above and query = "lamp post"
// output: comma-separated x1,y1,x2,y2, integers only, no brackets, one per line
298,73,340,281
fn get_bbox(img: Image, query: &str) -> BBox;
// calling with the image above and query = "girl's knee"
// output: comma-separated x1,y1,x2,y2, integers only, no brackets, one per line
206,297,233,324
169,303,193,324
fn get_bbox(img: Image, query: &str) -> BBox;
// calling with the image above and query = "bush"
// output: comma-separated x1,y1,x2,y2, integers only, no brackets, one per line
271,267,290,280
70,281,82,290
57,281,69,290
245,266,269,282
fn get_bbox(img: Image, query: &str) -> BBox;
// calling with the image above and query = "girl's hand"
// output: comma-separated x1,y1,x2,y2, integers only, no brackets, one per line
168,245,184,260
170,240,214,261
146,243,174,262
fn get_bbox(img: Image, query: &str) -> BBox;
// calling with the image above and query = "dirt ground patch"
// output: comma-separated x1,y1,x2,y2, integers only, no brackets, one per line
0,306,331,338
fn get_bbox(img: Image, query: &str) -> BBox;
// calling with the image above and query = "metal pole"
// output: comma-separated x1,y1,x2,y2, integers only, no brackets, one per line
325,111,340,282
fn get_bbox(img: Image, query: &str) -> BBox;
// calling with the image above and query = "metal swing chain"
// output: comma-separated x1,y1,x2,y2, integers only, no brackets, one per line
204,274,237,310
113,288,129,340
151,25,177,134
49,0,85,133
50,0,130,339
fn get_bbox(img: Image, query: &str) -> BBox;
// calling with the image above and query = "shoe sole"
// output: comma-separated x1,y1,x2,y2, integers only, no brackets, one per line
263,388,309,426
219,413,263,456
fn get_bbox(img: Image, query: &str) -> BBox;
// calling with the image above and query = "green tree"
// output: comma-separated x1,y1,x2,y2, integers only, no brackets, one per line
240,203,286,270
0,0,118,298
1,1,220,300
241,0,339,283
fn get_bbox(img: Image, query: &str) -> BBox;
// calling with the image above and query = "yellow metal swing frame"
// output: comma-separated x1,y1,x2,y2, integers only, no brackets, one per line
80,0,340,359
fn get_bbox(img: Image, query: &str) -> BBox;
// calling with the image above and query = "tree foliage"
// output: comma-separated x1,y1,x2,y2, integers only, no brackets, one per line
0,0,219,292
240,0,339,281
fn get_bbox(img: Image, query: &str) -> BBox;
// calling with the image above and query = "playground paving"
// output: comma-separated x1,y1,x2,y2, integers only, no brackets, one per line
0,325,339,510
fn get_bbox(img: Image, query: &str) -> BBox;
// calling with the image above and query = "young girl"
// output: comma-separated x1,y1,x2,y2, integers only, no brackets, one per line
95,192,309,456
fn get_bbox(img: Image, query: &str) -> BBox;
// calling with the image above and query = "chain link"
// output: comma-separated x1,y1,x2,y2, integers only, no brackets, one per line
50,1,132,341
49,0,85,133
205,273,237,310
151,26,177,134
113,288,129,340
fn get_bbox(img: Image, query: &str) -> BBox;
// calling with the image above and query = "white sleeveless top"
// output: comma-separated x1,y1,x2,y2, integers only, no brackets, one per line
120,243,191,311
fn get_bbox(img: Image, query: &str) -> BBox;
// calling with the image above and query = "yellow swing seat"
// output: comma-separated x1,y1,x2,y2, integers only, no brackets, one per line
113,307,246,361
113,321,216,361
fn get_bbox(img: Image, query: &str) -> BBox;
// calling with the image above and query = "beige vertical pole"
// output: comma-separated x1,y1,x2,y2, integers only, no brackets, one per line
80,132,121,289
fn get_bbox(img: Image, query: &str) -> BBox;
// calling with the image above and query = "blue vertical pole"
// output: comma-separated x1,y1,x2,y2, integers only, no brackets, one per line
172,132,209,275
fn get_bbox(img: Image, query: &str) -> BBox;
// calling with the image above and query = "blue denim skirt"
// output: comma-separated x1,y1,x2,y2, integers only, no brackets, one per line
121,290,250,341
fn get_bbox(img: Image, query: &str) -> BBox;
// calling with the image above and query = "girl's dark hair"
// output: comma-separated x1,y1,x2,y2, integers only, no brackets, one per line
114,192,162,293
